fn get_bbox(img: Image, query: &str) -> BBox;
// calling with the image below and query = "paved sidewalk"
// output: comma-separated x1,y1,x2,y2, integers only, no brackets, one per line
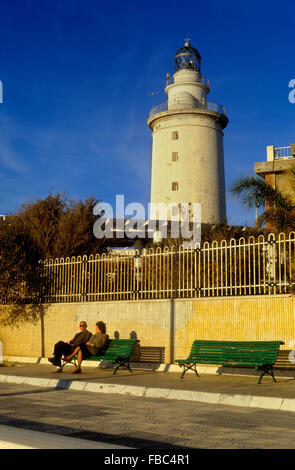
0,424,131,449
1,360,295,412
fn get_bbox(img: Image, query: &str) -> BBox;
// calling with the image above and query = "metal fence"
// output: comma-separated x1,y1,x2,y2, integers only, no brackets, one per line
166,75,210,87
39,231,295,303
149,99,226,118
274,146,292,159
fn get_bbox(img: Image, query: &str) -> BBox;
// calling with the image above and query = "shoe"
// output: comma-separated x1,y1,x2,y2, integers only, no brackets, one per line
62,356,71,362
49,358,61,367
72,367,81,374
53,367,62,373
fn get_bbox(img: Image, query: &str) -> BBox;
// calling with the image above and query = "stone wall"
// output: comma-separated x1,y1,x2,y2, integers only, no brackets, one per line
1,295,294,362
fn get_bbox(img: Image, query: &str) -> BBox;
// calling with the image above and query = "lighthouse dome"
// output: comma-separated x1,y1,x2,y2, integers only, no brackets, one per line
174,40,201,73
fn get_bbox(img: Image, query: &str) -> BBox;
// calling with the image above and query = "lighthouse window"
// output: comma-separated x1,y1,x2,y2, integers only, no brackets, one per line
172,152,178,161
172,182,178,191
172,131,178,140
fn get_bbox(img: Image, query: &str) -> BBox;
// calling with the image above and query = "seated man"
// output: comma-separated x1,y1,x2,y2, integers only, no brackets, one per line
48,321,92,372
63,321,109,374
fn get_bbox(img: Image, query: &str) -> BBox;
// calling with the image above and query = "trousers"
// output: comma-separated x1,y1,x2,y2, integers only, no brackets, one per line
53,341,74,366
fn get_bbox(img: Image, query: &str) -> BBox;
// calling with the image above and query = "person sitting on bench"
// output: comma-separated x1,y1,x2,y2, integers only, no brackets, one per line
63,321,109,374
48,321,92,372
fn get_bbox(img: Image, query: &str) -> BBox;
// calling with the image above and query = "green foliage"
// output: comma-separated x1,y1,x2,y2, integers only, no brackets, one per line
0,193,107,305
144,223,268,250
231,172,295,233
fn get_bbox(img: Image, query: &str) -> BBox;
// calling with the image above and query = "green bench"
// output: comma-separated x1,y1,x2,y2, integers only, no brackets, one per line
175,340,284,384
61,339,139,374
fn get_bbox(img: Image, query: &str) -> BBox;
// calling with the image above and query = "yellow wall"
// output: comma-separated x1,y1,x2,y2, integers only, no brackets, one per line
174,296,295,359
1,295,294,362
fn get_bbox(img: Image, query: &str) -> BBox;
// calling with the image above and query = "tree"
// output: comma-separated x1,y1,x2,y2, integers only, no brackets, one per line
231,171,295,233
0,193,107,304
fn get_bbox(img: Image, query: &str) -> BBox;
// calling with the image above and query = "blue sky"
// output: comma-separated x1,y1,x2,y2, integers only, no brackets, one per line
0,0,294,226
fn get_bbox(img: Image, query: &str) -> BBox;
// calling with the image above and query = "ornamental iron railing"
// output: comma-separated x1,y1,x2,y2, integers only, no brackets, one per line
35,231,295,303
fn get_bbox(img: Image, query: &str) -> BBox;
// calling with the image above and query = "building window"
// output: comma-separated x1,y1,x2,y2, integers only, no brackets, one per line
172,131,178,140
172,182,178,191
172,152,178,161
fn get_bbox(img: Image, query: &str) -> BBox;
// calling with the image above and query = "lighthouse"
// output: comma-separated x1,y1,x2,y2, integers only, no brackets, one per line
147,40,228,225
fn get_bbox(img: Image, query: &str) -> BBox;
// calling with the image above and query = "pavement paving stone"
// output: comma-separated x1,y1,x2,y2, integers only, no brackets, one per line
1,362,295,400
0,424,131,449
1,381,295,448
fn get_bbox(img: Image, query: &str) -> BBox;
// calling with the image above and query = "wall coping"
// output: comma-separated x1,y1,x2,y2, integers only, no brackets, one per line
6,293,291,307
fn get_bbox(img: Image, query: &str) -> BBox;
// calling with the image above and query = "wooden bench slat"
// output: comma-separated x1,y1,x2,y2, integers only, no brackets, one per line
61,339,139,374
176,340,284,383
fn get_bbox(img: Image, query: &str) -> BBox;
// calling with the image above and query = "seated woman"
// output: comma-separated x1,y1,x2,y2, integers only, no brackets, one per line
64,321,109,373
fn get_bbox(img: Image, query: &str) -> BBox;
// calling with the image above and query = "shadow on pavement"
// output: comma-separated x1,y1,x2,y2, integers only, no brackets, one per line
0,388,64,398
0,416,195,449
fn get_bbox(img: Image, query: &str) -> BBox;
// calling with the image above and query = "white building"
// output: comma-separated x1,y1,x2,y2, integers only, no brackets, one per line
147,40,228,224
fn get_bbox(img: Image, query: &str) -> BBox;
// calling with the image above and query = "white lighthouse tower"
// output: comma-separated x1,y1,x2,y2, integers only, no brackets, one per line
147,40,228,224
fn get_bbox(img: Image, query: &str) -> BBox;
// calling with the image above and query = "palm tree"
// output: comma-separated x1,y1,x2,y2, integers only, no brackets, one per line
231,171,295,232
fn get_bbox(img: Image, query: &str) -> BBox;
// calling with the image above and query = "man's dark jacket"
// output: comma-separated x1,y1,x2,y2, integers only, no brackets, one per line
70,330,92,348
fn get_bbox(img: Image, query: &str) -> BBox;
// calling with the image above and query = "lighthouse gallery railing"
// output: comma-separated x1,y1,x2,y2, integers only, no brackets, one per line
149,100,226,118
